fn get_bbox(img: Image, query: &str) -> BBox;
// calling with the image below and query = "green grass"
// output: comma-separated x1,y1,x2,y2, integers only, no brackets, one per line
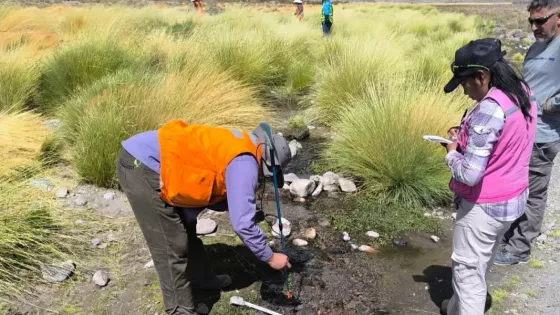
35,38,142,113
548,230,560,238
528,258,545,269
523,290,537,298
502,275,522,291
491,288,509,304
0,49,39,112
317,193,441,244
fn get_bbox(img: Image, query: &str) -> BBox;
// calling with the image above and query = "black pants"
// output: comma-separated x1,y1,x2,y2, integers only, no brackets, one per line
117,148,215,315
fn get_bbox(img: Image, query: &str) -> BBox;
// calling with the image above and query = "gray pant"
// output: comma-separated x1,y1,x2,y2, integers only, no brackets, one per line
502,141,560,256
447,199,513,315
116,148,215,315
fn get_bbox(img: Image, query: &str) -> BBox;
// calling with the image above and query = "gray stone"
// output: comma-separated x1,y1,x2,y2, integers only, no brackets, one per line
56,188,69,198
103,192,116,200
289,127,310,141
290,179,316,198
321,172,339,186
41,260,75,283
74,196,87,207
283,173,300,184
98,243,108,249
92,238,102,247
323,184,339,192
144,260,154,268
319,219,330,228
272,218,291,238
92,270,110,287
537,234,548,243
107,231,118,243
196,219,217,235
309,175,322,183
508,29,523,38
339,178,357,193
311,182,323,197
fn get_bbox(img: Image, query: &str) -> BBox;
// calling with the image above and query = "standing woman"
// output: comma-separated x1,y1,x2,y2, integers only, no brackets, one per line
440,38,537,315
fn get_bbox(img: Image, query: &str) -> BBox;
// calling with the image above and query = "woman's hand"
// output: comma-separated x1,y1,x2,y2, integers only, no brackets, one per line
446,142,458,152
447,126,460,141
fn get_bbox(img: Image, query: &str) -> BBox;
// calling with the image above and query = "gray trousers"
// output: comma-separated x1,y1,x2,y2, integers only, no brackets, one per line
502,140,560,256
117,148,215,315
448,199,513,315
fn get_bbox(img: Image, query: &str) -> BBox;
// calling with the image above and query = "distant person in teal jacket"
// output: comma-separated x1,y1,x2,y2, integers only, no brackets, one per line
321,0,333,36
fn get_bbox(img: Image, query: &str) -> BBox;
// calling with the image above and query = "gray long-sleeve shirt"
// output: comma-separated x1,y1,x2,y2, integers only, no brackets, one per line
523,35,560,143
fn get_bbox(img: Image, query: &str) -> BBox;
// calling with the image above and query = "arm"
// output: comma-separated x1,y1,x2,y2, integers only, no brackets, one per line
445,100,505,187
225,155,273,262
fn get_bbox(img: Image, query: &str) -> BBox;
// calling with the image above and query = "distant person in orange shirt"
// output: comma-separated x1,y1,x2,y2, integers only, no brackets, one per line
191,0,203,14
293,0,304,21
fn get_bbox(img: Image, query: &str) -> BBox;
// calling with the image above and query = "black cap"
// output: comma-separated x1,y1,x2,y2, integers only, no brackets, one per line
443,38,506,93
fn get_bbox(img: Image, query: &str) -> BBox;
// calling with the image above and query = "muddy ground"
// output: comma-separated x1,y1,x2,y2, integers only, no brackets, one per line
3,2,560,315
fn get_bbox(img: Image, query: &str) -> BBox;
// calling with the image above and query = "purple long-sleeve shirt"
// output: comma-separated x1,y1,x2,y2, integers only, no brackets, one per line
122,131,273,262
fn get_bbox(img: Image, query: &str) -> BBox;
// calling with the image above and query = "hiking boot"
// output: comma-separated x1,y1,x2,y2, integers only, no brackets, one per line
493,250,529,266
441,299,449,315
192,274,232,291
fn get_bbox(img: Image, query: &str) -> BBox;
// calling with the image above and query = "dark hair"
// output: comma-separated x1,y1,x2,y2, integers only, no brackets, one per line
528,0,560,11
486,60,533,121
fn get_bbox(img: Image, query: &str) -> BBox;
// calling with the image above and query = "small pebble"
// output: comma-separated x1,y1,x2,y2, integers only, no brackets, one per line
304,228,317,240
98,243,108,249
144,260,154,268
56,188,69,198
351,244,358,250
451,213,457,221
92,270,110,287
103,192,116,200
92,238,101,247
365,231,380,238
318,219,331,227
292,239,308,247
342,232,351,242
75,219,84,225
425,285,429,290
431,235,440,243
74,196,87,207
358,245,375,253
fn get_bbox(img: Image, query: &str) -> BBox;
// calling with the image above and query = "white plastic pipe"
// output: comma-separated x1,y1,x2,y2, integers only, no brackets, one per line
230,296,283,315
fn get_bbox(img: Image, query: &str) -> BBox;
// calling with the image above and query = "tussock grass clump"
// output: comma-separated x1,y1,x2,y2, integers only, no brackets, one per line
324,78,466,206
0,110,48,179
60,67,267,187
35,38,142,113
0,111,74,297
0,50,39,112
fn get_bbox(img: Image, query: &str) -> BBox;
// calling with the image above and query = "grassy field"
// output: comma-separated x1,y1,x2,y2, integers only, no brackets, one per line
0,2,493,307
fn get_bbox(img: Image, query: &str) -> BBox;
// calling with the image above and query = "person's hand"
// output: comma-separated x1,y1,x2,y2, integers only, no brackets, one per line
446,142,458,152
543,97,560,114
447,126,460,141
267,253,291,270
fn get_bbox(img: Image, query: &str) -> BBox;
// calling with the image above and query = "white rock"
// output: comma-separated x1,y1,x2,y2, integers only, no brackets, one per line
144,260,154,268
310,175,322,183
283,173,300,184
431,235,440,243
294,197,306,203
269,240,275,246
451,213,457,221
307,125,316,130
107,231,118,243
296,141,303,149
322,184,339,192
289,140,299,158
98,243,108,249
351,244,359,250
197,219,217,235
277,132,283,136
283,183,290,190
74,196,87,207
318,219,330,227
358,245,375,253
425,285,429,290
92,238,102,247
339,178,357,193
321,172,339,186
56,188,69,198
311,182,323,197
342,232,351,242
103,192,116,200
304,228,317,240
92,270,110,287
366,231,380,238
289,179,316,198
272,218,291,238
536,234,548,243
292,239,308,247
75,219,84,225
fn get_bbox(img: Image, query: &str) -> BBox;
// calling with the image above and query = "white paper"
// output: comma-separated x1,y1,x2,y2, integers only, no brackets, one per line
422,135,453,144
